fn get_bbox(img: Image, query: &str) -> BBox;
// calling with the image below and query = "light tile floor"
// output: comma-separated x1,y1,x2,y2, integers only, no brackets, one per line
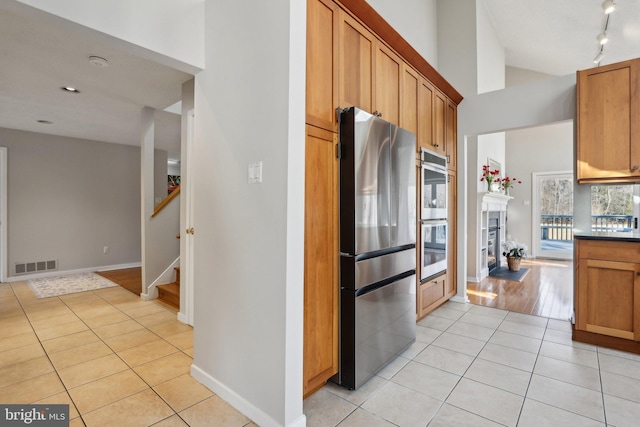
304,301,640,427
0,281,256,427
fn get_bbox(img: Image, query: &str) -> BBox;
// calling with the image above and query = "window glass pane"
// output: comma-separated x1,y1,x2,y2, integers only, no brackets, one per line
590,184,634,231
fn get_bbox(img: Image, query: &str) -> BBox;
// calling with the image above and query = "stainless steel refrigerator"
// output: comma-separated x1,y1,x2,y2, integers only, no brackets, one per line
334,107,417,390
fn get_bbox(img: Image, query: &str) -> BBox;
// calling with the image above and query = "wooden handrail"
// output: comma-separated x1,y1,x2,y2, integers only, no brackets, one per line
151,185,180,218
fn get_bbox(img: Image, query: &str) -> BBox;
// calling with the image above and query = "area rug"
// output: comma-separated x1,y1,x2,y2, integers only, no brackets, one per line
489,266,530,282
28,272,118,298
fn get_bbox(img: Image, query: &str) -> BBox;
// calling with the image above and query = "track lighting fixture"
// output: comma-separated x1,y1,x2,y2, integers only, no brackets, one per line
594,50,604,64
597,32,609,45
602,0,616,14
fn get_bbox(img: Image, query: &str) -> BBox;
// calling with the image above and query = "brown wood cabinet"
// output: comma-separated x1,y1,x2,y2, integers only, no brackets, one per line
418,273,447,319
446,99,457,171
400,64,419,138
576,58,640,183
306,0,339,132
417,78,434,153
304,0,461,395
575,239,640,341
373,42,401,125
303,125,339,397
338,10,374,114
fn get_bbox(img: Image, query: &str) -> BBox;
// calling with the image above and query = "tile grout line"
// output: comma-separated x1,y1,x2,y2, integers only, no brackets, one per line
7,284,197,427
56,287,197,426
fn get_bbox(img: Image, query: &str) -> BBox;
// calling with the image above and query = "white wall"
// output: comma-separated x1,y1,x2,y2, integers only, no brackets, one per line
437,0,478,97
1,128,141,277
476,0,505,94
190,1,305,426
14,0,204,73
365,0,438,66
506,66,556,87
505,122,573,254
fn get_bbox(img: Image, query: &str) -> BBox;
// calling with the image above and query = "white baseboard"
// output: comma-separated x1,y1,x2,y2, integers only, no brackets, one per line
5,262,141,283
140,287,158,301
466,275,480,283
450,295,469,304
177,311,189,325
190,364,306,427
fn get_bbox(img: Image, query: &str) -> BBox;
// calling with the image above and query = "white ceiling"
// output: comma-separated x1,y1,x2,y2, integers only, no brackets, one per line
0,3,193,159
481,0,640,76
1,0,639,158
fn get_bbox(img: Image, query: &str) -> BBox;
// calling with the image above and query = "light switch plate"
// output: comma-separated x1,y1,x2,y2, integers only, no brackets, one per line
248,161,262,184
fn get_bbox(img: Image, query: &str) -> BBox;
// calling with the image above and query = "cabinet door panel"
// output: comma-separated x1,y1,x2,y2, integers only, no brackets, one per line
577,59,640,182
432,91,446,156
306,0,338,131
577,259,638,340
446,99,457,171
373,42,401,125
418,274,446,319
304,125,339,396
417,79,434,151
338,11,374,113
400,64,419,137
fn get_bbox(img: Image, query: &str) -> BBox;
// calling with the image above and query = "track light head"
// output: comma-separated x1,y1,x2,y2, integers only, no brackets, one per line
594,51,604,64
602,0,616,14
597,32,609,45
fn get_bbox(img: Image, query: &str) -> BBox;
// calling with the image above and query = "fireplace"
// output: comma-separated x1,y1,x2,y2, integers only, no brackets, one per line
487,212,500,272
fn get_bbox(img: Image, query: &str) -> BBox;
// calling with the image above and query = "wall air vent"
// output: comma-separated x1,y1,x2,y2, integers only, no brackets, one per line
14,260,57,275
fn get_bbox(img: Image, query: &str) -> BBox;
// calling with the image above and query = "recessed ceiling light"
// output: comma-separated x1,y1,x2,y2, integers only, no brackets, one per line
61,86,80,93
88,55,109,67
37,120,53,124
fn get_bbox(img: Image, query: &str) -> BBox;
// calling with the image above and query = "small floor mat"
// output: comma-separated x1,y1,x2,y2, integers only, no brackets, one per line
489,266,530,282
28,272,118,298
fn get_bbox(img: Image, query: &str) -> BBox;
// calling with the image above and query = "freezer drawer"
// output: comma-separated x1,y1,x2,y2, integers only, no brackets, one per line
338,272,416,390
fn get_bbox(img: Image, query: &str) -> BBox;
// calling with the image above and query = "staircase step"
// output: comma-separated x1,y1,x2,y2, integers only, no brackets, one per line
157,282,180,309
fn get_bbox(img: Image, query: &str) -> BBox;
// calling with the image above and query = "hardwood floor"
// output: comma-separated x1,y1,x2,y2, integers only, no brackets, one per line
466,258,573,320
96,267,142,296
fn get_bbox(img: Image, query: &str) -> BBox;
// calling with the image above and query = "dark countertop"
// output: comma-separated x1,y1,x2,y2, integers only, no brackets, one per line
574,230,640,242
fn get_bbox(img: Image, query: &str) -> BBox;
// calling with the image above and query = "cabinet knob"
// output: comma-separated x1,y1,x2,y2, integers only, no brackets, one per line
434,143,439,148
632,165,639,171
373,110,382,118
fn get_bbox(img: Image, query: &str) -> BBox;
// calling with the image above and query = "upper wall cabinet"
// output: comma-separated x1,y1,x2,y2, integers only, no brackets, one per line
400,64,419,140
446,98,457,171
338,10,374,115
577,58,640,183
373,42,401,125
306,0,339,132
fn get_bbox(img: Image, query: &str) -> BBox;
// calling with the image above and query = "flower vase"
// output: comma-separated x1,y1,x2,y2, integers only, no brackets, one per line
507,256,521,271
504,187,510,196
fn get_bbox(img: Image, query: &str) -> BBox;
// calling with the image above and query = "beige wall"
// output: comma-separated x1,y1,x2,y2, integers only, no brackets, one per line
2,127,141,277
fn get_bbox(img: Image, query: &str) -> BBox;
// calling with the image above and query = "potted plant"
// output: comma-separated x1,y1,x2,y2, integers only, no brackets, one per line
502,240,527,271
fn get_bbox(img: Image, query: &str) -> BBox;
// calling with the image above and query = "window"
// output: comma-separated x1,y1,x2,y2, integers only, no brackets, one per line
590,184,639,232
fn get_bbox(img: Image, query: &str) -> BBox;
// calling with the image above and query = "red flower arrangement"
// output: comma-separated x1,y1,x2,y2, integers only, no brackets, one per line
500,176,522,194
480,165,501,191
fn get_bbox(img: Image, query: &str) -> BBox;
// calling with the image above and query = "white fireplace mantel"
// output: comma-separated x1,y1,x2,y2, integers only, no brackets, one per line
481,192,513,212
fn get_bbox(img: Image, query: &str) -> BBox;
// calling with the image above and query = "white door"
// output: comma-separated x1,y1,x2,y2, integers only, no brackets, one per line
532,171,573,259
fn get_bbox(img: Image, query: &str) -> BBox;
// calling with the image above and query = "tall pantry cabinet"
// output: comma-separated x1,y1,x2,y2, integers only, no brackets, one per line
304,0,462,397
